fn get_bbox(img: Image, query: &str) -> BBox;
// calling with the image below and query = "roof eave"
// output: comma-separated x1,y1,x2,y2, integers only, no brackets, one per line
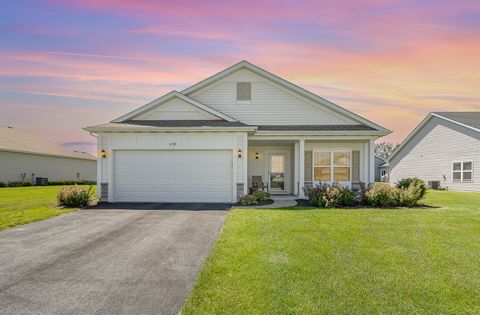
84,126,258,133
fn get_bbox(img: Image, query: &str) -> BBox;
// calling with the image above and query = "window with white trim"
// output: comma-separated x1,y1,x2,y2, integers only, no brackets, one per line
236,82,251,101
313,150,351,182
452,161,473,182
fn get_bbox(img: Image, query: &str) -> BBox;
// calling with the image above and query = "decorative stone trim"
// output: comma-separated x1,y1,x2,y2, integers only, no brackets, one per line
100,183,108,201
236,183,244,201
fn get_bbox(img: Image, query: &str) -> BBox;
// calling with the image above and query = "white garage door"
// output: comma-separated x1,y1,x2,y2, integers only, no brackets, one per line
114,150,233,202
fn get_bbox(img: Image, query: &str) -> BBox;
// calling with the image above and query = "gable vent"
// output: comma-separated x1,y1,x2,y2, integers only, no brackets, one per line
236,82,251,101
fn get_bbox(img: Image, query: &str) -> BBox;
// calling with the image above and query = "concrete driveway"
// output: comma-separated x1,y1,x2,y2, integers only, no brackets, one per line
0,206,228,315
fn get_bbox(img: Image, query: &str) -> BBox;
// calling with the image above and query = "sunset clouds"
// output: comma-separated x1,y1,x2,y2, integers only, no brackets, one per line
1,0,479,153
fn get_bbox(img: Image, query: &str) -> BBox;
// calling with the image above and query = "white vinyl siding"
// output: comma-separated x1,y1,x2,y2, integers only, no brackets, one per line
189,69,357,125
134,97,220,120
389,117,480,192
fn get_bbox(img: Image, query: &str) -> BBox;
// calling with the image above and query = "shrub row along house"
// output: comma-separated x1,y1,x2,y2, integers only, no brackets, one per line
387,112,480,192
85,61,391,203
0,125,96,185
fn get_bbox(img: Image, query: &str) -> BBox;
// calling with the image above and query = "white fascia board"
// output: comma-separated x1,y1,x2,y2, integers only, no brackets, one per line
83,126,257,133
111,91,238,122
253,130,389,137
182,60,391,134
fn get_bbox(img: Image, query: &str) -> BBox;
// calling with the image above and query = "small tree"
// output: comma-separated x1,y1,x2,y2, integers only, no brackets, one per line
375,142,398,160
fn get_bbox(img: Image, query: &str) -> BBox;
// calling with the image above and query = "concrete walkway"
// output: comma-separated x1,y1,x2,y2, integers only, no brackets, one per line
234,195,299,209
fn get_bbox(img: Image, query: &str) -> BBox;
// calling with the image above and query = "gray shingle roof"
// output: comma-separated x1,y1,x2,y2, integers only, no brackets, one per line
123,120,247,127
433,112,480,130
256,125,376,131
0,125,96,160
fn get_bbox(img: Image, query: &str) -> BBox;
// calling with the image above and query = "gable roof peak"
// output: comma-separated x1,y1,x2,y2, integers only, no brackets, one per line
111,90,238,123
182,61,390,134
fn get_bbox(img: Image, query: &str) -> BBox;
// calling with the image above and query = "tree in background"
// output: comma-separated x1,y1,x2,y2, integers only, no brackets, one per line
375,142,398,160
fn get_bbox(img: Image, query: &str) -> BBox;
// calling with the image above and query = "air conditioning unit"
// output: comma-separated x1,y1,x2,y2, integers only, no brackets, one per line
428,181,440,190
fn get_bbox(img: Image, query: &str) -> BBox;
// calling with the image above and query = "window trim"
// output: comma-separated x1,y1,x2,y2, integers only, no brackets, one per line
452,160,474,183
312,148,352,183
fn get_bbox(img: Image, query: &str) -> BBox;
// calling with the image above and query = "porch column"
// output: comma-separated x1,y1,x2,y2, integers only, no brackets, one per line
294,142,299,195
369,139,375,184
298,139,305,198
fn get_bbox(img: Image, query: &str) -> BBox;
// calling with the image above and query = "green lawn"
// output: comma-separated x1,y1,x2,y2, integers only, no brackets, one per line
0,186,93,230
183,190,480,314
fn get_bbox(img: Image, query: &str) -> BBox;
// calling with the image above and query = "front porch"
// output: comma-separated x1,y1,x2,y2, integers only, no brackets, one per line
246,138,376,197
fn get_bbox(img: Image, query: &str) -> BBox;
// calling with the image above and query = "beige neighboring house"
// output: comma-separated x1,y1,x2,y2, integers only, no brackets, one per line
0,125,96,184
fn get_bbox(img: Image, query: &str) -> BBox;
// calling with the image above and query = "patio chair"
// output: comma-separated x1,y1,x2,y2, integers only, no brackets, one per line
252,176,268,193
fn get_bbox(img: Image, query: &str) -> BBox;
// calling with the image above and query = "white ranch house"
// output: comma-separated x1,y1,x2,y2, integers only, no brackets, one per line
85,61,390,203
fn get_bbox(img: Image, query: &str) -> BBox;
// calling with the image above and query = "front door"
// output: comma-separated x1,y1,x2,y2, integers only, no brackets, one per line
268,153,286,192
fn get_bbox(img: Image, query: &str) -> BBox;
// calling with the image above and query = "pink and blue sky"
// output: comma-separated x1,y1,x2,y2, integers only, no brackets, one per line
1,0,479,154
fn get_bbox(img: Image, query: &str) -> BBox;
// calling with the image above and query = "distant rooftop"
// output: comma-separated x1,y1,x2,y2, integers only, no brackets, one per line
0,125,96,160
433,112,480,131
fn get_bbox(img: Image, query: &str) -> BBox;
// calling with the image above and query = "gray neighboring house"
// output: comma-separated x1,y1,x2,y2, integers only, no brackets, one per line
0,125,96,184
388,112,480,192
374,156,388,182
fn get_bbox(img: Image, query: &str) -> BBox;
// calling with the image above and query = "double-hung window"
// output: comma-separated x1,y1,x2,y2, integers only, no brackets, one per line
313,150,351,183
452,161,473,182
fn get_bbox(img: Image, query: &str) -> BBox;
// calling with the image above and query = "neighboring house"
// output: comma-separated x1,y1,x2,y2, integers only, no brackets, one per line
388,112,480,192
85,61,390,203
0,125,96,184
374,156,389,182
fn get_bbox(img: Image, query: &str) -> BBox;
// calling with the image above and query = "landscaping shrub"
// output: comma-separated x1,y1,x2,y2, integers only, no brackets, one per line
363,183,399,207
396,177,427,199
48,180,96,186
396,178,428,207
253,190,270,202
7,181,32,187
238,194,258,206
57,185,96,207
304,183,356,208
0,181,5,188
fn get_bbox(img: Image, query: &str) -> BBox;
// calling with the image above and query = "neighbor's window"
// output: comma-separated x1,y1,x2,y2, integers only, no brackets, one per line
236,82,251,101
313,151,351,182
453,161,473,182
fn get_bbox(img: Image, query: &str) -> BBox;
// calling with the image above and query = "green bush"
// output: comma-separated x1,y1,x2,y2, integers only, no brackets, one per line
363,183,399,207
396,178,427,199
304,183,357,208
396,178,427,207
7,181,32,187
253,191,270,202
48,180,97,186
0,181,5,188
57,185,96,207
239,194,258,206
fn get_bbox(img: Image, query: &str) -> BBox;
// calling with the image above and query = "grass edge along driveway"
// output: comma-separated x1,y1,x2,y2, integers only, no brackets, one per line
0,186,93,230
182,190,480,314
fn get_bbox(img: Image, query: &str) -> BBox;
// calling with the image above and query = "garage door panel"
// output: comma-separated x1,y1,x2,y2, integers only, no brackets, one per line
114,150,233,202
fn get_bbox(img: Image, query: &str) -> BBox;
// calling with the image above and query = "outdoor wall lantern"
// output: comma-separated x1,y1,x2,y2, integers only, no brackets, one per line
255,152,259,159
100,150,107,158
237,149,242,158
